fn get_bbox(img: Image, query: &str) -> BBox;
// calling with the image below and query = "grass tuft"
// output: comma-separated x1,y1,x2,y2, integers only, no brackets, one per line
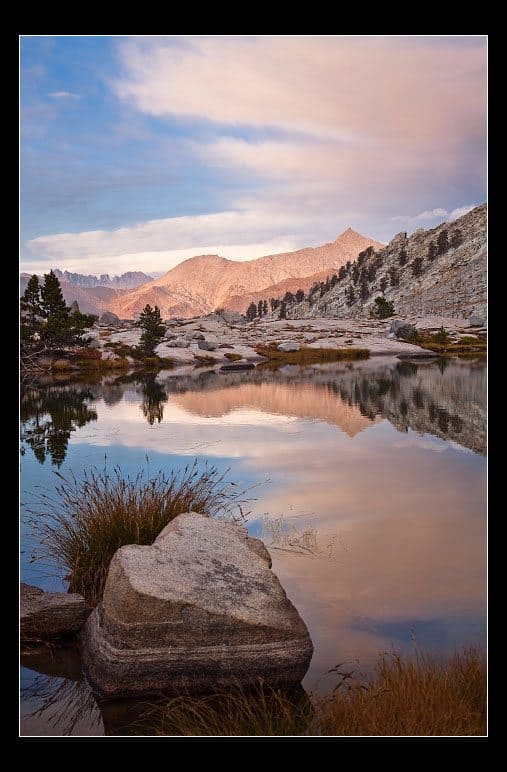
28,463,252,606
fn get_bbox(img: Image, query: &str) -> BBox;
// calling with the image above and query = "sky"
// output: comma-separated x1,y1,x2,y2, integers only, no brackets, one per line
20,35,487,277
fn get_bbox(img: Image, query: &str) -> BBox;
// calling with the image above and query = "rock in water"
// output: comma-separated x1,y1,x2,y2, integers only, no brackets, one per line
277,342,300,352
21,583,90,641
81,512,313,699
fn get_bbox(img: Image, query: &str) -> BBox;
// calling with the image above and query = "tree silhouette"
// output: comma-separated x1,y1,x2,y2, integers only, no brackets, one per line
379,276,388,293
352,265,360,285
388,268,399,287
262,300,268,316
338,265,347,280
257,300,264,318
360,280,370,300
279,301,287,318
295,288,305,303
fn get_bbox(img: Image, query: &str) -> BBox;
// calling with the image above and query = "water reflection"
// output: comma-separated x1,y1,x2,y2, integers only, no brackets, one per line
20,382,97,466
20,358,486,735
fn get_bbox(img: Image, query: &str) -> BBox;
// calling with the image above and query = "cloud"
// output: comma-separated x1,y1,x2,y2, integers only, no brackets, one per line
114,36,486,144
23,209,307,274
48,91,80,99
391,204,476,225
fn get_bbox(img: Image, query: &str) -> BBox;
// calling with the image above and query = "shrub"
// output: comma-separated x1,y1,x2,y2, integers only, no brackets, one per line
431,326,450,344
411,257,424,277
373,296,395,318
29,463,252,605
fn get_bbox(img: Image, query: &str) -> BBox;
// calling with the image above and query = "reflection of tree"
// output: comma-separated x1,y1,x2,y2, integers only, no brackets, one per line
139,374,167,425
20,383,97,467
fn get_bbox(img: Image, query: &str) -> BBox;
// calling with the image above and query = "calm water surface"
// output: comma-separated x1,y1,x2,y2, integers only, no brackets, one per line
20,358,486,735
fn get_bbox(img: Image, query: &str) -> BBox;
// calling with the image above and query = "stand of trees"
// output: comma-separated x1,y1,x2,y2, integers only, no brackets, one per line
21,270,96,353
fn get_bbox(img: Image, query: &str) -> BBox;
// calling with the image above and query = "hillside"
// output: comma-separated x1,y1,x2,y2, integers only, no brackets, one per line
107,228,383,319
284,205,486,321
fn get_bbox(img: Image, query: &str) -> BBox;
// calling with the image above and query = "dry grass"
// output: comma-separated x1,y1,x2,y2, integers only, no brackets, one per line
256,345,369,367
316,647,486,736
28,463,252,606
139,648,486,737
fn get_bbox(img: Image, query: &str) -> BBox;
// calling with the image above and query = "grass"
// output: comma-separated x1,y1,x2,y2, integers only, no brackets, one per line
398,327,487,356
224,353,243,361
29,463,252,606
139,647,485,736
256,344,369,367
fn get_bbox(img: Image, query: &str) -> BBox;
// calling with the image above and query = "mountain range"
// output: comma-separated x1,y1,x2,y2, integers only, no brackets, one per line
105,228,382,319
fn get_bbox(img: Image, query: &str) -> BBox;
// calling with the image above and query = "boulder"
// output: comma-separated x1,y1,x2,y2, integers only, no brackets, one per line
277,342,300,352
69,300,80,313
88,338,102,349
468,315,485,328
21,583,90,641
390,320,417,340
220,363,255,372
219,311,246,326
99,311,121,326
167,337,189,348
198,340,217,351
81,512,313,699
190,332,206,340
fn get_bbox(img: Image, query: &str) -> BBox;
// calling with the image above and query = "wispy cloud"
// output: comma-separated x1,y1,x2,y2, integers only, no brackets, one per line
392,205,476,225
48,91,80,99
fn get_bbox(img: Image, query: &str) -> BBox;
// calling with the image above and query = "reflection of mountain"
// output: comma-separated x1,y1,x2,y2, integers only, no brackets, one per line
172,382,379,438
162,360,485,454
20,383,98,466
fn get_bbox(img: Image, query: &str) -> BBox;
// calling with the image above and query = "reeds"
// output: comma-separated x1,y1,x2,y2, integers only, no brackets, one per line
29,462,251,605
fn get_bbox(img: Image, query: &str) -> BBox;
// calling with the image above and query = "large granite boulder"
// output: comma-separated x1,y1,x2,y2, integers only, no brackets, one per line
99,311,121,326
21,583,90,641
468,315,485,328
219,311,246,326
81,512,313,699
166,337,189,348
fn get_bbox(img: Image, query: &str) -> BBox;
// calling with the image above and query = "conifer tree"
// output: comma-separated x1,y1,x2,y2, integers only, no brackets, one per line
135,304,165,355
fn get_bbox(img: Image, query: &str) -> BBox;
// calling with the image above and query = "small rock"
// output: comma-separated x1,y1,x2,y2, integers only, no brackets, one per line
190,332,206,340
198,340,217,351
21,583,90,641
277,342,300,352
387,332,396,339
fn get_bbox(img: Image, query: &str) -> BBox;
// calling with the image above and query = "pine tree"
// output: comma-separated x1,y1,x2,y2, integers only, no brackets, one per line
262,300,268,316
257,300,264,318
135,304,165,355
374,296,395,318
295,288,305,303
379,276,388,293
39,270,95,350
279,301,287,319
338,265,347,280
246,302,257,322
360,280,370,300
352,265,360,284
21,275,43,349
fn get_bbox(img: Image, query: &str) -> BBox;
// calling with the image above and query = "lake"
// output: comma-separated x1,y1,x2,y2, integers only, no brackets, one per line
20,357,486,735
